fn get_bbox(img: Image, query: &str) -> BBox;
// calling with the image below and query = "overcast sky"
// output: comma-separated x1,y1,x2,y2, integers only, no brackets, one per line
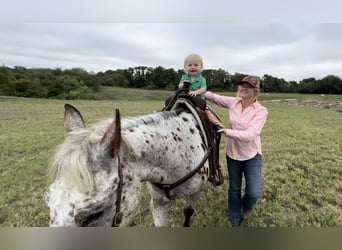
1,1,342,82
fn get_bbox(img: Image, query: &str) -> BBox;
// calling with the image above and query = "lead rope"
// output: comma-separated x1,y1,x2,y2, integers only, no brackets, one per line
112,156,123,227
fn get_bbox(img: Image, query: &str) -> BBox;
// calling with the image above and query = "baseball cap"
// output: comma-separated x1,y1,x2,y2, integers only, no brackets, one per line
239,75,260,88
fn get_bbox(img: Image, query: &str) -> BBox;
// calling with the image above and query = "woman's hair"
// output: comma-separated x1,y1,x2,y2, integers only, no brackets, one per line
184,53,203,68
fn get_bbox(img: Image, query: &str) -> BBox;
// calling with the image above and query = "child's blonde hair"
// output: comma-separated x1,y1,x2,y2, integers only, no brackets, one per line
184,53,204,68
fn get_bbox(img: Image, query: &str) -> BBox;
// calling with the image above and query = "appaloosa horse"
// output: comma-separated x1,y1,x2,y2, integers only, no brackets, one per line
45,101,220,227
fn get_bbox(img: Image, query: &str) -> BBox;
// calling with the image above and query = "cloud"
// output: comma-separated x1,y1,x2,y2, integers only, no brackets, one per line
0,23,341,81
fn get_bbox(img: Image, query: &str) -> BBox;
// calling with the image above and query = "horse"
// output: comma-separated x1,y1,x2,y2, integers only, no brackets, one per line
45,100,221,227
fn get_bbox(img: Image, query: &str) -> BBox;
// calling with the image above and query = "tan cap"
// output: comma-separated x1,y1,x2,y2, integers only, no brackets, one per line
239,75,259,88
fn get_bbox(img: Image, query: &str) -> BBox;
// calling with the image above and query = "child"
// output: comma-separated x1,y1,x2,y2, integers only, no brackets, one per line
179,53,207,99
179,53,223,133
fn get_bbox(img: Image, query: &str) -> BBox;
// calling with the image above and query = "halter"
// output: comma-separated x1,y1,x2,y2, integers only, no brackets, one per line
112,156,123,227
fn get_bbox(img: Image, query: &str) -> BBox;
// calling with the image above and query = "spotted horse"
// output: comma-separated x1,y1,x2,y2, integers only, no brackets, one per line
45,99,223,227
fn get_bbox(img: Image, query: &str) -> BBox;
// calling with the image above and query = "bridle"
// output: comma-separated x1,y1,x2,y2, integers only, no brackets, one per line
112,156,123,227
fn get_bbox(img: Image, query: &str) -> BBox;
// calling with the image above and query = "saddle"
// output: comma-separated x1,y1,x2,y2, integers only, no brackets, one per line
162,89,224,187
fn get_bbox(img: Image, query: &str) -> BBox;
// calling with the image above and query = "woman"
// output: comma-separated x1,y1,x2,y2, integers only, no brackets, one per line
205,75,268,227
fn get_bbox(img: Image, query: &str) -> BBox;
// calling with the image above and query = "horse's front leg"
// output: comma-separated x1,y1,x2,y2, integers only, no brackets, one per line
150,194,170,227
183,206,194,227
147,183,171,227
183,191,201,227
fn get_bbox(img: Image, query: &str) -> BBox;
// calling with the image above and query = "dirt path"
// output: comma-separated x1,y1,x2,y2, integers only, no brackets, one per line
264,99,342,112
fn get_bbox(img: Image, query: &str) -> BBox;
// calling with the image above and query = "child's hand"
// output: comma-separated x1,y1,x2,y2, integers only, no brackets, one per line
188,90,197,97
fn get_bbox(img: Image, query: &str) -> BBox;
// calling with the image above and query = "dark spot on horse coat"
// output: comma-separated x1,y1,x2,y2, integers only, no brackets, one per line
145,140,150,144
189,128,195,134
83,198,91,203
160,176,164,182
129,128,135,132
182,117,189,122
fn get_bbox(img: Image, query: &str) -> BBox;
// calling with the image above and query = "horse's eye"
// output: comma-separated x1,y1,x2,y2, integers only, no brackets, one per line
75,210,104,227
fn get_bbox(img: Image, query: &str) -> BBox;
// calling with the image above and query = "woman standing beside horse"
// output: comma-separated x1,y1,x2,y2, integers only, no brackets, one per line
205,75,268,227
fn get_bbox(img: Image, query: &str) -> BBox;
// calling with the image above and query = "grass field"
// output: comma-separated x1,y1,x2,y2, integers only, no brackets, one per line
0,88,341,227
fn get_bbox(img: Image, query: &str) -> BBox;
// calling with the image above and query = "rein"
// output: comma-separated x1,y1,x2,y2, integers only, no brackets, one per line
112,156,123,227
153,145,214,199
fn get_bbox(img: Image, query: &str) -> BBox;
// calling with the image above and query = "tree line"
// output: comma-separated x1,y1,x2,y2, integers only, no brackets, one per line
0,65,341,99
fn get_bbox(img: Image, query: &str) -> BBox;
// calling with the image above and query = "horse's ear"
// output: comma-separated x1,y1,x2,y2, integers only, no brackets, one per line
64,104,85,137
100,109,121,157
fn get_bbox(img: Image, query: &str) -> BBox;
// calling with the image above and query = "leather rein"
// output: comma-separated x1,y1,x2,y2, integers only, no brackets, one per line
112,156,123,227
153,145,213,199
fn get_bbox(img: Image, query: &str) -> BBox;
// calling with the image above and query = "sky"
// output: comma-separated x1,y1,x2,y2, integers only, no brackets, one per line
1,1,342,82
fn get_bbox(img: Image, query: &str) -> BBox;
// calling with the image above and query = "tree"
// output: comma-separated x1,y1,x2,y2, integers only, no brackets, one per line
0,66,12,95
203,68,229,90
8,78,48,98
316,75,342,94
147,66,177,89
298,77,317,93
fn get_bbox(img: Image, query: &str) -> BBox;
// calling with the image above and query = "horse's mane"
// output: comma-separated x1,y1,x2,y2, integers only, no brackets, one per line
49,128,100,193
48,110,180,193
121,110,177,130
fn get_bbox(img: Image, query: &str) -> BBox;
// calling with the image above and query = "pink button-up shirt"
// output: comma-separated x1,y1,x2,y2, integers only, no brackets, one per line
206,91,268,161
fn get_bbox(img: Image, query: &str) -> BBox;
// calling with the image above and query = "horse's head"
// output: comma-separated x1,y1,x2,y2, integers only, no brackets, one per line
45,104,125,227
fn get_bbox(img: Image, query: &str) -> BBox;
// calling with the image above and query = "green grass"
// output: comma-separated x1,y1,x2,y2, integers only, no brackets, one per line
0,89,341,227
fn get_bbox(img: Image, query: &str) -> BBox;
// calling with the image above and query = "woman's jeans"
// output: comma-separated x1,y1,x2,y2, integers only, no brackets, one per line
227,154,262,225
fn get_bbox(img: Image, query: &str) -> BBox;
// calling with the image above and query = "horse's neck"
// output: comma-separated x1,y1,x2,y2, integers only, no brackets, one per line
121,128,175,183
121,113,197,183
